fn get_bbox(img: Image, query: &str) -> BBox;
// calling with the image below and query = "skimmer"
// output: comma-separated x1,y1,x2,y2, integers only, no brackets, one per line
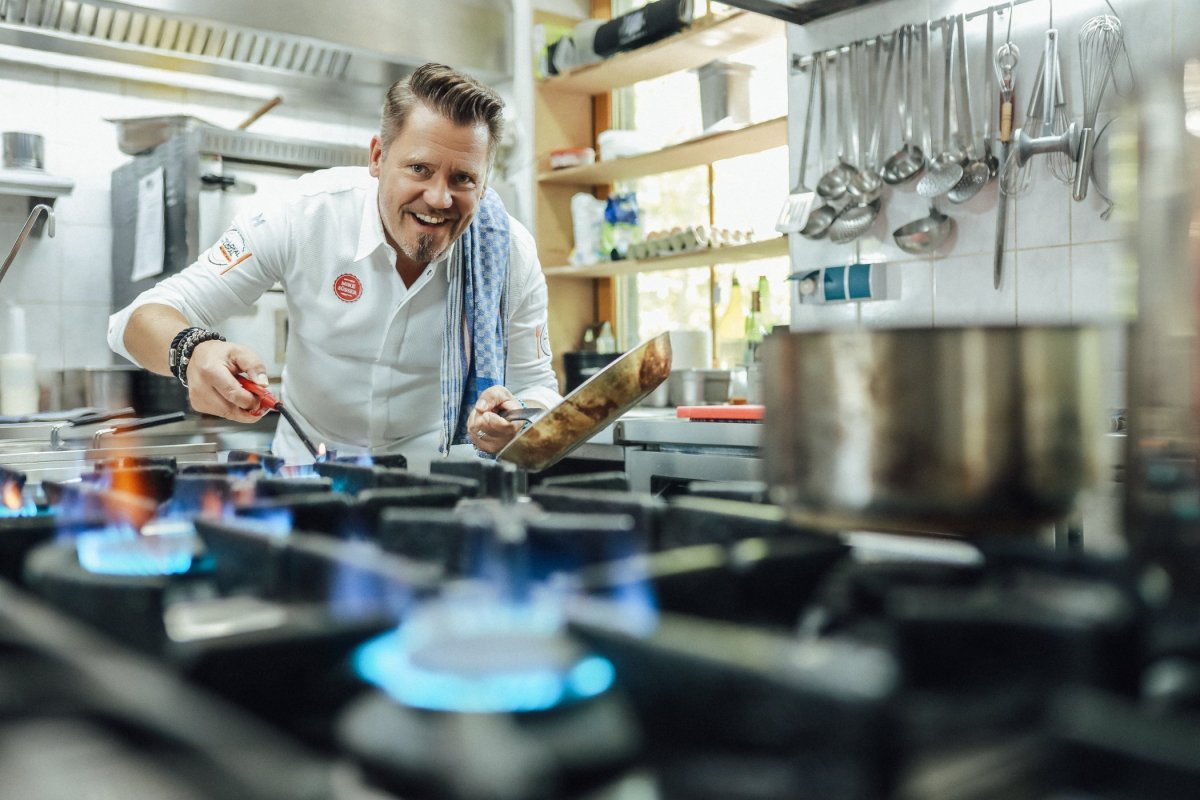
917,18,963,198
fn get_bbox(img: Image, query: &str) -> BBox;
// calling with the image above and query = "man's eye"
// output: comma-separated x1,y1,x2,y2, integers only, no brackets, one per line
455,174,476,186
410,164,428,175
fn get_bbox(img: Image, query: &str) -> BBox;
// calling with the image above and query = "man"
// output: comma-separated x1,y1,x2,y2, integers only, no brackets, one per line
108,63,561,470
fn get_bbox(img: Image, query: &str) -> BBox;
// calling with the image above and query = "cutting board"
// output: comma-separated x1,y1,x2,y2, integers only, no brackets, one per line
676,404,764,421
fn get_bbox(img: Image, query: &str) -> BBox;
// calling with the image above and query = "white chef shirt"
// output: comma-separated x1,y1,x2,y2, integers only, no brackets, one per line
108,166,561,470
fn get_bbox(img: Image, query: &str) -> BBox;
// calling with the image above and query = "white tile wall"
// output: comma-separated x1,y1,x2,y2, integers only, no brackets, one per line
784,0,1165,377
0,61,382,390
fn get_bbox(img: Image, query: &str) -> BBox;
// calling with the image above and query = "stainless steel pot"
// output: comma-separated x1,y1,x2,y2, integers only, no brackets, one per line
761,326,1103,535
2,132,44,170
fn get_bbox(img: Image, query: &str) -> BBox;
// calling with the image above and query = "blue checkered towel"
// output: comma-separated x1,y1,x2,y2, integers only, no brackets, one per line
440,187,510,454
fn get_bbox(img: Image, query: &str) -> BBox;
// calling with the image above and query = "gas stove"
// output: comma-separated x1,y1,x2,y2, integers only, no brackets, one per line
0,454,1199,799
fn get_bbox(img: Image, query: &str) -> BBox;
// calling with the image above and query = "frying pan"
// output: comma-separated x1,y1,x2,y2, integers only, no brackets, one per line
497,332,672,472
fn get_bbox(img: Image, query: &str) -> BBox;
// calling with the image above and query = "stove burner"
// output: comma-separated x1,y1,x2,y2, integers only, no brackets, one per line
0,466,31,517
75,522,199,577
353,625,614,714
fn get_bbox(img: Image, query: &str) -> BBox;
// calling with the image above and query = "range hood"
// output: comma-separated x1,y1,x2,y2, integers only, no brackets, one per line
715,0,876,27
0,0,511,103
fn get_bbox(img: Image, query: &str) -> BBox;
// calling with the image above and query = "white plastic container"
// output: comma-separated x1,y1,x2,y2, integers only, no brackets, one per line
696,60,753,133
1,305,38,416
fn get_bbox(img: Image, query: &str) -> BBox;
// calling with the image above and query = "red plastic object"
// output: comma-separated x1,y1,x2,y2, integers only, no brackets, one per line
675,404,764,421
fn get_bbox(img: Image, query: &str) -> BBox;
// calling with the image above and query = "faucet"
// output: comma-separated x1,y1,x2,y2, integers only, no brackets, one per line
0,203,55,288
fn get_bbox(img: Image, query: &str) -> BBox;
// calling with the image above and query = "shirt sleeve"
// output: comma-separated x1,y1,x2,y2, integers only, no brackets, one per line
107,199,291,364
504,217,563,410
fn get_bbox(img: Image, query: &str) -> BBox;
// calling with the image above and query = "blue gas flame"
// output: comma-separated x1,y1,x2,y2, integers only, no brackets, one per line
75,523,196,576
353,627,615,713
352,590,616,713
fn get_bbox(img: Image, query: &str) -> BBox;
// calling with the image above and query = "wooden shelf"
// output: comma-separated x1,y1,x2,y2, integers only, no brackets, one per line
538,116,785,185
543,236,788,279
538,10,783,96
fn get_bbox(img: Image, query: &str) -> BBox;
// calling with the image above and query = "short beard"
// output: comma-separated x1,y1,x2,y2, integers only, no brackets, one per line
401,233,443,265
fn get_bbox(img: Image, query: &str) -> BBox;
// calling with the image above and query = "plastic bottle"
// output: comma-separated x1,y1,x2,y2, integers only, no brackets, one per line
744,290,767,365
595,321,617,354
756,274,772,330
0,305,38,416
715,276,747,369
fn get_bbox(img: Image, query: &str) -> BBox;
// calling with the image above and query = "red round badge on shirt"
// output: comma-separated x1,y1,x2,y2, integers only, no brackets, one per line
333,273,363,302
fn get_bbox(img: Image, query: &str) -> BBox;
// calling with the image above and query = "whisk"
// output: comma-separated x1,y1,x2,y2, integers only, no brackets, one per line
1073,15,1124,201
999,51,1045,197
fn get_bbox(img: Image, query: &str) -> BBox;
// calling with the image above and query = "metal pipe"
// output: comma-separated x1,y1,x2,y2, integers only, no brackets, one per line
0,203,55,288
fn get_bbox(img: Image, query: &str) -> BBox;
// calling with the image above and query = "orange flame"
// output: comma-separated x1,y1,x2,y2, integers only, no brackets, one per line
2,480,22,511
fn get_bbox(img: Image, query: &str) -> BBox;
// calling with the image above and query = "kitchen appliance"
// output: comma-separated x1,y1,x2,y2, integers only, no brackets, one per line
110,125,367,380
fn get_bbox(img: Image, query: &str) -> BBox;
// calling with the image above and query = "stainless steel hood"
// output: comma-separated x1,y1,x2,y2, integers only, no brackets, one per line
0,0,511,103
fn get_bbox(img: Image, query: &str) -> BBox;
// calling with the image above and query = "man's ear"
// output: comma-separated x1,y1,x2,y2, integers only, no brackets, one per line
368,135,383,178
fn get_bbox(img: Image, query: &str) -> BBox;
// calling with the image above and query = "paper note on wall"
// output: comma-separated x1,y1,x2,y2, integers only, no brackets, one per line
131,166,166,282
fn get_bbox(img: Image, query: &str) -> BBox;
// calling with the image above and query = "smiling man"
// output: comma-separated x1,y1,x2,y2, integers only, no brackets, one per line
108,63,561,469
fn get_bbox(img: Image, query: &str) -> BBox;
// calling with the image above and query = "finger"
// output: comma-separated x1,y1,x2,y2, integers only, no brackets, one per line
230,350,270,386
474,385,515,413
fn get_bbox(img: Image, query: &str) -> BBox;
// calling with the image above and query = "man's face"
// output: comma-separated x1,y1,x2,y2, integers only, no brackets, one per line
369,103,490,269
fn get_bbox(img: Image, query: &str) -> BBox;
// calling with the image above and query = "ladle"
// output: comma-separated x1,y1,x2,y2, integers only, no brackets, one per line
917,18,963,198
893,199,954,254
801,54,840,240
815,45,858,201
847,36,892,205
882,25,924,185
948,14,990,203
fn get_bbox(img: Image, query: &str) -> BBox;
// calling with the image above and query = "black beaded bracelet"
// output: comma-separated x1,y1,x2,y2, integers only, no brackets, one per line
168,327,226,387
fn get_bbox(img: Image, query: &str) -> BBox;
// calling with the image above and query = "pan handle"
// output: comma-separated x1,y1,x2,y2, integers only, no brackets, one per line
91,411,187,449
500,407,546,423
50,407,137,449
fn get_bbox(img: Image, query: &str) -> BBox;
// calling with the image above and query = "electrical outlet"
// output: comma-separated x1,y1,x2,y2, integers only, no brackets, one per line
790,262,895,304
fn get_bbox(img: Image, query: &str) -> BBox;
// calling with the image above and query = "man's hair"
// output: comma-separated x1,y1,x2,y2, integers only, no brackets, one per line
380,63,505,163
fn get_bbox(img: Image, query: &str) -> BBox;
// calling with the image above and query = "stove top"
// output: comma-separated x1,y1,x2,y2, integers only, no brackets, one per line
0,454,1198,799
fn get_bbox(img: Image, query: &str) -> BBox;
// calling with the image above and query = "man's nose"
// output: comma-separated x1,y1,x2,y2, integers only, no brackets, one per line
424,177,452,209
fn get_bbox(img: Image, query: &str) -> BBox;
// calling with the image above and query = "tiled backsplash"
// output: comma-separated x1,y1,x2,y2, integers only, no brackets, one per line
784,0,1170,330
782,0,1180,407
0,62,381,382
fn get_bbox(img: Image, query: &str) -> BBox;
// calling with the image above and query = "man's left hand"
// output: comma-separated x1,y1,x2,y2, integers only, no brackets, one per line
467,385,528,454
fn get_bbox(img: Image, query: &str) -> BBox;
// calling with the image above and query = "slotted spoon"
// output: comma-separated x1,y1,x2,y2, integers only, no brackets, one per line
917,18,963,198
948,13,990,203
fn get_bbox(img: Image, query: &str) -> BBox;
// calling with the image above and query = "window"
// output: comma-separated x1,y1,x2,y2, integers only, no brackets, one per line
609,3,789,356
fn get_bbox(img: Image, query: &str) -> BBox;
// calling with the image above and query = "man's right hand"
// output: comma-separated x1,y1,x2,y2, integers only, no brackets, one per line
184,339,272,423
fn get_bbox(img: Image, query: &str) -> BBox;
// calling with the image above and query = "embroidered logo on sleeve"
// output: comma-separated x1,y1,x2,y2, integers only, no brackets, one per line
205,226,253,274
333,273,363,302
536,323,551,359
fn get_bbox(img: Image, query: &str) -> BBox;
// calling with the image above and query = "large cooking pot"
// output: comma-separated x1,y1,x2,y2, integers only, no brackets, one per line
761,326,1103,535
59,366,188,416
